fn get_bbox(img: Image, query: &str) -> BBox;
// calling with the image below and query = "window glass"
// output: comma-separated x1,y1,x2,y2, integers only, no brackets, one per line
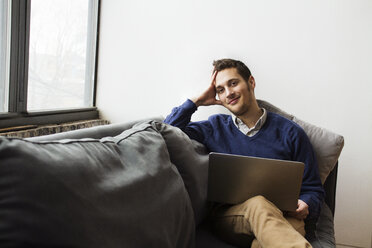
27,0,98,111
0,0,10,113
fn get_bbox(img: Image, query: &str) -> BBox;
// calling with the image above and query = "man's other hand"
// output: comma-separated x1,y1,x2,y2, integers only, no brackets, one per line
191,71,222,107
287,199,309,220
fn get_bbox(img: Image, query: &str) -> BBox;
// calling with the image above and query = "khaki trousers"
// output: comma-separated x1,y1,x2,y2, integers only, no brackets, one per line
209,195,311,248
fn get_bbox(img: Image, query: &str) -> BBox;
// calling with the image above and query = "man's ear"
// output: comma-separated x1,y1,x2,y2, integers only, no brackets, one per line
248,75,256,91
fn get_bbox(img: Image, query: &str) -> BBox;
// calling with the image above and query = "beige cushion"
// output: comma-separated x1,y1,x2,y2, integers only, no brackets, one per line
257,99,344,184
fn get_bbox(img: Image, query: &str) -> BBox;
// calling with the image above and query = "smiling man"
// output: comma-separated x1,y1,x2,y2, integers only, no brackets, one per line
164,59,324,248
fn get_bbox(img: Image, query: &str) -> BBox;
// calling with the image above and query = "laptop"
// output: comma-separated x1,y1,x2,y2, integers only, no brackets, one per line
207,152,304,211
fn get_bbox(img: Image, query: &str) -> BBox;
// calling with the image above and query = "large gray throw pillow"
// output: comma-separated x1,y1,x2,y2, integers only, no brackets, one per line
150,121,209,226
0,123,194,248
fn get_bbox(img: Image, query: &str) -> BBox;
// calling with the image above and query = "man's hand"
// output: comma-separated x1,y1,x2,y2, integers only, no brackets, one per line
287,199,309,220
191,71,222,107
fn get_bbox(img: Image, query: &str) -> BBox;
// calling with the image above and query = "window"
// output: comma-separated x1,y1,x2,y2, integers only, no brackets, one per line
0,0,10,113
28,0,97,111
0,0,100,129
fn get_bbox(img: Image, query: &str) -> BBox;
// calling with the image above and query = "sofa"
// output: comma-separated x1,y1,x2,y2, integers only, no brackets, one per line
0,100,344,248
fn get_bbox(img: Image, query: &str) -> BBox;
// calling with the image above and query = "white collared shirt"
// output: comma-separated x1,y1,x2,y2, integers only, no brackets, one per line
232,108,267,137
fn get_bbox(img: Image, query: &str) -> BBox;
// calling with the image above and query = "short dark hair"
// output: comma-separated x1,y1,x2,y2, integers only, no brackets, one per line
213,59,251,82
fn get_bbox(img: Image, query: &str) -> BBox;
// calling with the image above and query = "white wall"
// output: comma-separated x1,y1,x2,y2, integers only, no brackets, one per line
97,0,372,247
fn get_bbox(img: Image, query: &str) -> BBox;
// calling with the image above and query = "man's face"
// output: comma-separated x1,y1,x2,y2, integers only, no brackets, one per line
214,68,255,117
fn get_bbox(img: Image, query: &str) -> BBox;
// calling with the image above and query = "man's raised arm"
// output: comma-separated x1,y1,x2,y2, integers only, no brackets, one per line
191,71,222,107
164,71,221,142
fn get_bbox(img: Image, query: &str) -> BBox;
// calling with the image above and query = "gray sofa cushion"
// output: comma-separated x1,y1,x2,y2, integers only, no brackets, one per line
151,121,209,226
305,201,336,248
0,123,194,248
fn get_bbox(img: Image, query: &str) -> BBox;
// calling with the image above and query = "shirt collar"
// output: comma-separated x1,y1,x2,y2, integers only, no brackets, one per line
232,108,267,136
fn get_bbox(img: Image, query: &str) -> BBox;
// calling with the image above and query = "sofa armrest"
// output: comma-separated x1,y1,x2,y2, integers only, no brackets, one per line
323,162,338,216
26,116,163,141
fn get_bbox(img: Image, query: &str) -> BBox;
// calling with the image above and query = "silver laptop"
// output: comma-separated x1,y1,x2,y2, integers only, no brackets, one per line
208,152,304,211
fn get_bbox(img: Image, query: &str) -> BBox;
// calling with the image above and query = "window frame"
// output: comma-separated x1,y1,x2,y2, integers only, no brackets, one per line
0,0,101,129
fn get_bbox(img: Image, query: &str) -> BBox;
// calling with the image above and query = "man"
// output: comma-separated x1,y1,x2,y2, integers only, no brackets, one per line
164,59,324,248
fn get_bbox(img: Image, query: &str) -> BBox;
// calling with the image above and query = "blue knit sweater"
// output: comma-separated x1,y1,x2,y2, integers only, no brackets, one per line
164,99,325,220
